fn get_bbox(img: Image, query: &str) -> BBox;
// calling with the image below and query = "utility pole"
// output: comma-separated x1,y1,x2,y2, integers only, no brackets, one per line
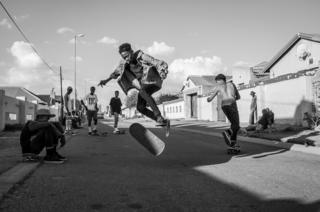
60,66,64,124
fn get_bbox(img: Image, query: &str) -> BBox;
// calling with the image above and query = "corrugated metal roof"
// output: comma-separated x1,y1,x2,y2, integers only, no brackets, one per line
0,86,45,104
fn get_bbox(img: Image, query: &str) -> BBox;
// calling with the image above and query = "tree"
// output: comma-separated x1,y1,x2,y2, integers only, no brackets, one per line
125,90,138,108
156,93,179,104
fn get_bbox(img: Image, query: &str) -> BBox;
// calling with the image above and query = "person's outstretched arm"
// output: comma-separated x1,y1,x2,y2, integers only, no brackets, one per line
98,61,125,87
207,88,218,102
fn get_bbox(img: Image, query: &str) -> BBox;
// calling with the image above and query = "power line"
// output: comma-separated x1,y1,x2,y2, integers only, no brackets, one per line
0,0,57,74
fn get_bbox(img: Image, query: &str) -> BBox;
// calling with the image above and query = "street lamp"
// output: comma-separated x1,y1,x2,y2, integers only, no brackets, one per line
74,33,85,111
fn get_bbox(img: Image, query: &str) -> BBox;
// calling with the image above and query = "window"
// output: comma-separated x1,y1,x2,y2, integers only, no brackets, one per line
176,106,178,113
179,106,182,112
26,114,33,120
6,113,17,121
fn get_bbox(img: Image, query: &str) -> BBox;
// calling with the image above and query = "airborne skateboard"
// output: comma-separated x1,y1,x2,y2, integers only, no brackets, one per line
222,129,240,154
129,123,165,156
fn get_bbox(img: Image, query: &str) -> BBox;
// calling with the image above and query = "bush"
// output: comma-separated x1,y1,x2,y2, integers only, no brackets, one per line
4,124,24,131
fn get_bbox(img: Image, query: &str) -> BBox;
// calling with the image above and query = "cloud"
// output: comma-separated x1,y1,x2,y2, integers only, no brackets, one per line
0,18,12,29
0,61,5,66
146,41,175,56
10,41,42,68
57,27,75,34
97,36,118,45
233,61,251,69
163,56,228,93
0,41,64,95
70,56,83,62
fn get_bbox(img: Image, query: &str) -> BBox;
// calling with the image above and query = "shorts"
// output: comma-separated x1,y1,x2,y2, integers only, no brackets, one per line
87,110,97,120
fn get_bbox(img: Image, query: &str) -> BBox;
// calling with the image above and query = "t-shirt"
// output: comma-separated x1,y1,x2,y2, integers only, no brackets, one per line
110,97,122,112
84,93,98,111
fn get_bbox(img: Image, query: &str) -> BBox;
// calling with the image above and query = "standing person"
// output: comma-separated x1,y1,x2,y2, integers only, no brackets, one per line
207,74,241,150
98,43,169,129
249,91,257,125
64,86,74,135
109,90,122,134
20,109,66,164
82,86,99,135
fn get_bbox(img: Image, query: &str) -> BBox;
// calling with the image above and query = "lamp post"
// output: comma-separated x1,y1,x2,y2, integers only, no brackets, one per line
74,33,85,111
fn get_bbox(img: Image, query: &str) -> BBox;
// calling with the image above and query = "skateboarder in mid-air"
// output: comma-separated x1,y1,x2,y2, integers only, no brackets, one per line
98,43,170,129
81,86,99,135
207,74,241,153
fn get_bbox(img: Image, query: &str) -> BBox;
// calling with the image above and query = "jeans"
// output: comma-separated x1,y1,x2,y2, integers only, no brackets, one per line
136,84,161,121
222,102,240,141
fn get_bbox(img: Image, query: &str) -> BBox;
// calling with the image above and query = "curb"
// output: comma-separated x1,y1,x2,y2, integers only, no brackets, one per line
0,162,40,201
0,133,75,203
176,128,320,156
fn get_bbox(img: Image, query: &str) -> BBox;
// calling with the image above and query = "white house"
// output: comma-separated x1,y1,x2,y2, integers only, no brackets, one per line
162,98,184,119
236,32,320,125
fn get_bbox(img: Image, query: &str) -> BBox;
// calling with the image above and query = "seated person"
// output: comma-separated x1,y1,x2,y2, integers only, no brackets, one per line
20,109,67,164
71,110,81,129
247,108,274,132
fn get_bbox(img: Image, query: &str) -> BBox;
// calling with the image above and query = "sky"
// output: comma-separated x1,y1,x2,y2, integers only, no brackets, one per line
0,0,320,109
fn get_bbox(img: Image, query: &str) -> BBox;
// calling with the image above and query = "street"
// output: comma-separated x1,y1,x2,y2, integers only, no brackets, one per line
0,120,320,212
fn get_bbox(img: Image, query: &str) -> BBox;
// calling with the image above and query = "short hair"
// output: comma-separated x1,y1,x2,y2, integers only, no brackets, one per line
119,43,132,53
115,90,119,93
67,86,73,91
215,74,226,82
90,86,95,90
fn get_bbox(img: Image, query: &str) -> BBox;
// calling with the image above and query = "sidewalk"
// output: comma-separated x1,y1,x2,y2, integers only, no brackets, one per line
0,131,21,175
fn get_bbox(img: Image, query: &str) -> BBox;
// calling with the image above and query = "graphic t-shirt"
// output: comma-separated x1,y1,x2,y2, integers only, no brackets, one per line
84,94,98,111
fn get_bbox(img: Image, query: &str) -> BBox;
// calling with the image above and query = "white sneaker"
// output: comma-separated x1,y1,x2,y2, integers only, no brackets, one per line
113,128,120,134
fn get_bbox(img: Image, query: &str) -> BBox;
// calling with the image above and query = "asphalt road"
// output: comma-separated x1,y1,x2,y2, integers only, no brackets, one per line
0,120,320,212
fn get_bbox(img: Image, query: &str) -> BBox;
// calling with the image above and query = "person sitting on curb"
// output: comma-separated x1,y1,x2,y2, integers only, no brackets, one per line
246,108,274,132
20,109,67,164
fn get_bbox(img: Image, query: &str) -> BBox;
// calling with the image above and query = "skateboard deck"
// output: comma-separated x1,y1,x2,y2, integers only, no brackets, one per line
129,123,165,156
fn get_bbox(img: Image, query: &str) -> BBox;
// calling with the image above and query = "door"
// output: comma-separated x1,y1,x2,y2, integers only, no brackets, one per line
190,93,198,118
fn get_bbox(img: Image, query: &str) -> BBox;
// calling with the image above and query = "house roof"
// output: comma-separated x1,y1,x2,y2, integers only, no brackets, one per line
262,32,320,73
38,95,62,104
0,86,46,104
187,75,232,86
162,98,184,105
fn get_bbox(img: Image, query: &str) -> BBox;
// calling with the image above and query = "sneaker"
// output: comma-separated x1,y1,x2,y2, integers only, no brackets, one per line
113,128,120,134
44,154,64,164
230,140,238,147
22,154,40,162
88,132,92,135
93,129,98,134
55,152,67,161
156,117,168,126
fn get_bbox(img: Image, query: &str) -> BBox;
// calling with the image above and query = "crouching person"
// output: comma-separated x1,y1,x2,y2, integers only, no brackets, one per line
20,109,67,164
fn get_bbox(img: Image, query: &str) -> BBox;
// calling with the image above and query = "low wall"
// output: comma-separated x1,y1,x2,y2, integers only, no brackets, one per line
238,75,314,125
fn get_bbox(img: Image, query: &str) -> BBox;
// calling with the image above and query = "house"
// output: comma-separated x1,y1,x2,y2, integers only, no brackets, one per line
0,87,44,130
0,86,46,105
161,75,229,121
236,32,320,125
